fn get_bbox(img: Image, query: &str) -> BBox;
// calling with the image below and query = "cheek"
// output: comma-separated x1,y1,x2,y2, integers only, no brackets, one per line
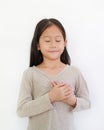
39,45,49,52
60,46,65,54
59,44,65,51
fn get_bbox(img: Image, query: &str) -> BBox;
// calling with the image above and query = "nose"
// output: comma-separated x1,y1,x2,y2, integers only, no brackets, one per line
50,40,56,48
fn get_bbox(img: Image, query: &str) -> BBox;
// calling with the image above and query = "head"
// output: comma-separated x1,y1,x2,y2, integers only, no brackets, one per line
29,18,71,67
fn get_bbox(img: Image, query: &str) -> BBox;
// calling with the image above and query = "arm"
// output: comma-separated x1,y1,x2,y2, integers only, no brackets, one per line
72,70,91,111
16,69,53,117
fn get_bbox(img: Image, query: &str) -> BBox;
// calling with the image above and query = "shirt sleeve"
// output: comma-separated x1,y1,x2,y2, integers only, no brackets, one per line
16,69,53,117
72,69,91,112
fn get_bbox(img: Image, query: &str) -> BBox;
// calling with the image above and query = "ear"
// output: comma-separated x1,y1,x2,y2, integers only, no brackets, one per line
64,40,67,47
37,43,40,50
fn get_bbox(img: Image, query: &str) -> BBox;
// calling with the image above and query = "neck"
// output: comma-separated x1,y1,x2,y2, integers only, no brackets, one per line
41,59,65,69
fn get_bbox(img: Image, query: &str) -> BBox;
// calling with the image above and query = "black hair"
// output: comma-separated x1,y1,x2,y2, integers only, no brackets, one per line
29,18,71,67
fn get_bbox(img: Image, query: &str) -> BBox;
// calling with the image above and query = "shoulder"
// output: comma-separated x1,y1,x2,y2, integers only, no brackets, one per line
68,65,87,83
67,65,81,74
22,66,35,79
67,65,85,80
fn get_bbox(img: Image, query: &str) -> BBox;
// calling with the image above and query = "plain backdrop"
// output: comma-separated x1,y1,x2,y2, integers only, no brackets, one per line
0,0,104,130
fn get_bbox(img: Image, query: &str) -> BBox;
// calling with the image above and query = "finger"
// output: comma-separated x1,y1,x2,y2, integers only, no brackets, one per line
51,83,54,88
51,81,56,87
55,82,65,88
53,81,58,85
65,85,73,92
64,89,71,94
58,82,66,87
62,85,71,91
65,91,73,96
64,87,74,95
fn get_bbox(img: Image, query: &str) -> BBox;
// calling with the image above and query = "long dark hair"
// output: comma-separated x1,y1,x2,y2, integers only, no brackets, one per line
29,18,71,67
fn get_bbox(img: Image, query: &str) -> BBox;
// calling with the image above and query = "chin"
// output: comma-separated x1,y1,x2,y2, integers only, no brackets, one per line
48,56,60,60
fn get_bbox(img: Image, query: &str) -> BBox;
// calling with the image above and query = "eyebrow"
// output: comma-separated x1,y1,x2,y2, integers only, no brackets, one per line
41,35,63,38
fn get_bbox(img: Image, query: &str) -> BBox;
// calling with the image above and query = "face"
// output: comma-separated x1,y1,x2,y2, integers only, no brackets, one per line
38,25,67,61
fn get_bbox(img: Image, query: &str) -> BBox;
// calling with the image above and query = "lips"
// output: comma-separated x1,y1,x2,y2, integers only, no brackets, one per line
48,50,59,53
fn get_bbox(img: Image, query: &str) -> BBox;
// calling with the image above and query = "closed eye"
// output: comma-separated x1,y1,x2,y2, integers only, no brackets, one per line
56,40,61,42
45,40,50,42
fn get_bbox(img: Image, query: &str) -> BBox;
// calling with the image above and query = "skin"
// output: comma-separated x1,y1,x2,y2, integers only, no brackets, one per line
37,25,76,107
50,81,77,107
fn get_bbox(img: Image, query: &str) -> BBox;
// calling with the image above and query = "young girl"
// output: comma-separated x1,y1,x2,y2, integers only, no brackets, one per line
17,18,91,130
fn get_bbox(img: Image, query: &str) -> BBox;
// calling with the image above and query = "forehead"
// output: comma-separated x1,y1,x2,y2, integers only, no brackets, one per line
41,25,63,37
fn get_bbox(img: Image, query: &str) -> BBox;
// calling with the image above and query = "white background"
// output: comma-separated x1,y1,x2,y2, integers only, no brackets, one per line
0,0,104,130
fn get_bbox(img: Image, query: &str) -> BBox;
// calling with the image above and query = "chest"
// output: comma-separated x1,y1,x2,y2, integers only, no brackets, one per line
31,70,77,99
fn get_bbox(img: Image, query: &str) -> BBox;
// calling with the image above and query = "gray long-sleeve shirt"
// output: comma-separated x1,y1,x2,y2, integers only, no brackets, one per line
17,65,91,130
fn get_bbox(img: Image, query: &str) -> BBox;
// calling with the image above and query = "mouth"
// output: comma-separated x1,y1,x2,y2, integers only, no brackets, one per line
48,50,59,53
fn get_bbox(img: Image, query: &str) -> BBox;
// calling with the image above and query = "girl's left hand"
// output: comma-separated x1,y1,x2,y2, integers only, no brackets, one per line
62,94,77,107
51,81,77,107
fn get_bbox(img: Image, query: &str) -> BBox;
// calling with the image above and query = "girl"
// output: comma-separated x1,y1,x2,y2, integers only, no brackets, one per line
17,18,91,130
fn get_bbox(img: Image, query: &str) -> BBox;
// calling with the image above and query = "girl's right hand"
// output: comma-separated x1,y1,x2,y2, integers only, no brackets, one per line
49,81,71,102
